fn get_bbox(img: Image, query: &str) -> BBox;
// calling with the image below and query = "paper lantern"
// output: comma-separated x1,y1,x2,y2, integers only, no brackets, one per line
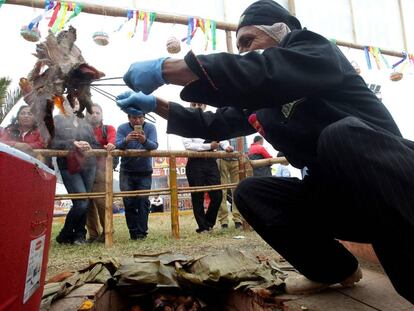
390,71,403,82
20,25,41,42
92,31,109,46
166,36,181,54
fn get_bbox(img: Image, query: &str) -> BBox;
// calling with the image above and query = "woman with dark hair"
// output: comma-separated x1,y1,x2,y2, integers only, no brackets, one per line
0,105,45,154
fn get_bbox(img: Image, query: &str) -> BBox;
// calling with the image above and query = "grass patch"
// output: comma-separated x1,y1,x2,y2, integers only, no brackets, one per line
47,212,277,278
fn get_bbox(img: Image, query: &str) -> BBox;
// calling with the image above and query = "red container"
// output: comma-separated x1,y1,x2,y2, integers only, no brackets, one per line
0,143,56,311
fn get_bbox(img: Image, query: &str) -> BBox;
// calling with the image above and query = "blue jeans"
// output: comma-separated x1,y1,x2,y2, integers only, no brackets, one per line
60,166,96,240
120,170,152,238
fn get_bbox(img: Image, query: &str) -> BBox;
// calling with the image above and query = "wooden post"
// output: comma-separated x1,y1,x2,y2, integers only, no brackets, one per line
169,156,180,239
348,0,357,44
398,0,408,51
104,154,114,248
225,30,234,54
288,0,296,16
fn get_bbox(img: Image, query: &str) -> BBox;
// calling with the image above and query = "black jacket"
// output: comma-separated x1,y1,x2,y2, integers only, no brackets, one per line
168,29,401,171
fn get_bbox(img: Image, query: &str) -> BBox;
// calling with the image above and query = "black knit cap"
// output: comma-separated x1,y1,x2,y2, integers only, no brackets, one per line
237,0,301,34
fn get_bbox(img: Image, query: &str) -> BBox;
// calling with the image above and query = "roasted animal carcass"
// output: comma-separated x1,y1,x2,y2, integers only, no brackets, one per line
20,26,104,143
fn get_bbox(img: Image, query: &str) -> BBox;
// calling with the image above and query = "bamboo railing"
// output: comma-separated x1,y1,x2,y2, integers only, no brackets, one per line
35,149,285,247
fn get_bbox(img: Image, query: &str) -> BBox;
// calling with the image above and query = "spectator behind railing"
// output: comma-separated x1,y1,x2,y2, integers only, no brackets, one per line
182,103,230,234
115,107,158,241
85,103,116,244
51,99,100,245
247,135,273,177
0,105,45,155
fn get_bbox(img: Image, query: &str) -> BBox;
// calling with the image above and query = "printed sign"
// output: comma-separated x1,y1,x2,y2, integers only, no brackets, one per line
23,235,45,303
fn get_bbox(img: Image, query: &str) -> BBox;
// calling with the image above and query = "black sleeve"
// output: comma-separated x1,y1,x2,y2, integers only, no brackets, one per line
181,30,344,110
167,102,256,140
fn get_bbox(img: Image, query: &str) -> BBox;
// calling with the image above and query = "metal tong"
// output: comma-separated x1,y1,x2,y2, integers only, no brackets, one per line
88,77,157,124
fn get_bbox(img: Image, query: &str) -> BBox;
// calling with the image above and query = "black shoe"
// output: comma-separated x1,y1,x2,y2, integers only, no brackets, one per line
196,227,212,234
234,222,243,229
56,233,72,244
221,224,229,229
130,233,147,240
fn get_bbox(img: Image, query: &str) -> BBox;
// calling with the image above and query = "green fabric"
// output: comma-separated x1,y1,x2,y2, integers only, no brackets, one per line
42,249,288,310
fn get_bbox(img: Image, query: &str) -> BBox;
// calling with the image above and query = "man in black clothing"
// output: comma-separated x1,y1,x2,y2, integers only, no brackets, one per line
115,0,414,303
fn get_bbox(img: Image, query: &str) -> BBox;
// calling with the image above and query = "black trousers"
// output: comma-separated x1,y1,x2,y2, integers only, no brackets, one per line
234,117,414,303
186,158,222,231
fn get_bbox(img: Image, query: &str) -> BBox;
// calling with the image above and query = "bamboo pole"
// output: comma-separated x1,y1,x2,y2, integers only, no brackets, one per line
55,183,237,200
288,0,296,16
5,0,409,58
169,156,179,239
34,149,241,159
5,0,237,31
104,153,114,248
250,157,288,168
398,0,408,52
348,0,357,43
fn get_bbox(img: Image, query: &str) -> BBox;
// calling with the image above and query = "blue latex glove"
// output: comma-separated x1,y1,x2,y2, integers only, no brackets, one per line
123,57,168,94
116,91,157,114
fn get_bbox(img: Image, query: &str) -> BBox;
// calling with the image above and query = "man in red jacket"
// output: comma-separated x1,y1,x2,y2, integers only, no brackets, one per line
248,135,273,176
86,103,116,243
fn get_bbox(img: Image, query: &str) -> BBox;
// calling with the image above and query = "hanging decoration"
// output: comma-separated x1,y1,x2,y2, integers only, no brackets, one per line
183,17,217,50
20,1,83,42
64,3,83,25
390,52,407,81
20,25,41,42
92,3,109,46
20,0,55,42
166,36,181,54
145,12,156,41
364,46,372,70
115,9,133,32
93,31,109,46
120,9,156,40
368,47,382,70
46,1,82,33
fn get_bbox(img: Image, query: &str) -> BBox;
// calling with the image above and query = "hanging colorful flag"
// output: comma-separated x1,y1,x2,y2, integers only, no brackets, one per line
378,48,390,69
130,10,140,38
147,12,156,36
211,20,216,50
142,12,148,41
391,52,407,69
48,1,61,28
369,47,381,70
115,9,133,32
45,0,55,10
364,47,372,70
65,3,83,24
57,2,69,31
186,17,193,45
